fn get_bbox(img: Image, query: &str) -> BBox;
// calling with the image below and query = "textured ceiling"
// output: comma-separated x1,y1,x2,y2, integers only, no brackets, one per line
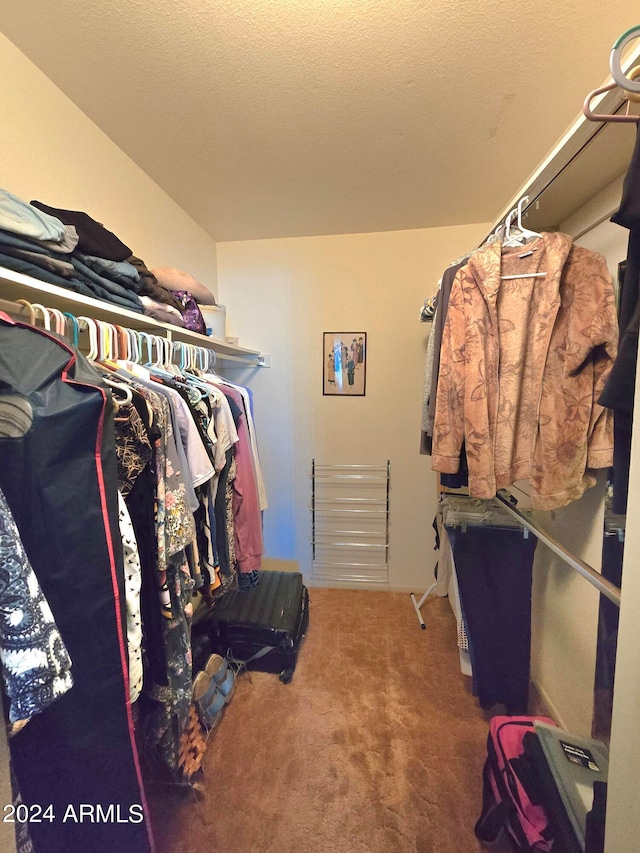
0,1,636,241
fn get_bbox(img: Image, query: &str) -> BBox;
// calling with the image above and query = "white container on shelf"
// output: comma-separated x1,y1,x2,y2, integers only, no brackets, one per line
200,304,227,340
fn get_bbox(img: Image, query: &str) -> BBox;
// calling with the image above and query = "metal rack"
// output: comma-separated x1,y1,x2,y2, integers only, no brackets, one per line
311,461,390,584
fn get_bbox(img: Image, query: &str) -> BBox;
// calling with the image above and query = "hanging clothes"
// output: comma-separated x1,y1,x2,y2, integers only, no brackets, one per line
446,524,537,714
599,124,640,514
118,393,170,690
211,381,264,573
107,358,267,769
118,492,143,704
119,383,196,773
0,313,152,853
142,550,194,777
234,383,268,511
0,487,73,726
421,260,466,455
431,233,618,509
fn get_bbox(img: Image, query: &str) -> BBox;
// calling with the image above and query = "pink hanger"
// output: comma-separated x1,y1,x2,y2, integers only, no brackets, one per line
583,79,640,124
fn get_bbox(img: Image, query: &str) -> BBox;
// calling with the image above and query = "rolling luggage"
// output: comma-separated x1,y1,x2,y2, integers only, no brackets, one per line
192,571,309,683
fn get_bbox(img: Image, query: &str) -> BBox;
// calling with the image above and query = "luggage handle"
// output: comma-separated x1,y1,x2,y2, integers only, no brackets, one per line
244,645,277,664
225,645,277,668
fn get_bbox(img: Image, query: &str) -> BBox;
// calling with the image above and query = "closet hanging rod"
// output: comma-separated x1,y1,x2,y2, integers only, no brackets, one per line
214,351,266,366
0,297,32,321
494,492,621,607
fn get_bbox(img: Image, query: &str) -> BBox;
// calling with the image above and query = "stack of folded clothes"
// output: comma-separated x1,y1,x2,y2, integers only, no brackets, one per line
0,188,185,324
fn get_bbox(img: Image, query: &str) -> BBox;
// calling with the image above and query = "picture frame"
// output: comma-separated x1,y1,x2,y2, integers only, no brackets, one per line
323,332,367,396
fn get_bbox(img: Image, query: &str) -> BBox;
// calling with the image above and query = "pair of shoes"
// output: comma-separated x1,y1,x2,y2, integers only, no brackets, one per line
192,670,226,730
205,654,235,704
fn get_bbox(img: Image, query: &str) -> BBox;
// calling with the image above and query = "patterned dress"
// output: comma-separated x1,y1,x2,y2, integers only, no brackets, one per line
0,488,73,725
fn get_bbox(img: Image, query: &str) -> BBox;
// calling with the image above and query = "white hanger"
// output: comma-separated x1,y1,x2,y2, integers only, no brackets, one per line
77,316,99,360
103,377,133,406
500,196,546,280
103,373,134,417
502,196,541,246
31,303,51,330
500,271,546,280
162,337,176,372
502,207,525,248
514,196,541,241
47,308,67,336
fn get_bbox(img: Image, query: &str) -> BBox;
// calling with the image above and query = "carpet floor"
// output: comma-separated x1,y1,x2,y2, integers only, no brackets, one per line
147,588,511,853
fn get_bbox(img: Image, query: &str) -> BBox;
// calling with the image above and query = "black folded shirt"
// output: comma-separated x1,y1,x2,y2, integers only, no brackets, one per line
31,200,132,261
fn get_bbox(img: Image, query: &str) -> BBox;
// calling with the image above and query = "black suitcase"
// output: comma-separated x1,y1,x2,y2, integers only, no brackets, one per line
192,571,309,683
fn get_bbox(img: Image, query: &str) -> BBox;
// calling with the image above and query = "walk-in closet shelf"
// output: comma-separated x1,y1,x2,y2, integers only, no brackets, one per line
485,37,640,241
0,265,269,366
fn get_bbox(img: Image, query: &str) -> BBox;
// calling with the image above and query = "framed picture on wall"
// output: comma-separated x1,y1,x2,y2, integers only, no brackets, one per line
323,332,367,396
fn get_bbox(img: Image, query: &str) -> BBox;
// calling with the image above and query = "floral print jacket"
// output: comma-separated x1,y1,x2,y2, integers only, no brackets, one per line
432,232,618,510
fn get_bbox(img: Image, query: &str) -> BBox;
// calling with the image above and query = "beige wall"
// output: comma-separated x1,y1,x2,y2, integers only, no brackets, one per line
529,474,607,735
217,222,490,591
0,33,218,295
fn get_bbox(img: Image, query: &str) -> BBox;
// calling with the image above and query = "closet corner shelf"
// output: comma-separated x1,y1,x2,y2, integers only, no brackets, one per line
484,38,640,240
0,265,268,366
